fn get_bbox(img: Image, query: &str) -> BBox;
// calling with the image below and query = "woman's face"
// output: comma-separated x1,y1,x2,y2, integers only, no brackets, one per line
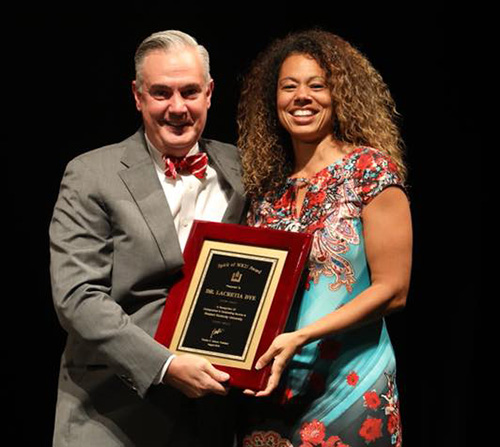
276,53,334,146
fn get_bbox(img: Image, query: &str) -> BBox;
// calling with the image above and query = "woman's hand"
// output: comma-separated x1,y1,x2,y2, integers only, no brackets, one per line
244,330,308,397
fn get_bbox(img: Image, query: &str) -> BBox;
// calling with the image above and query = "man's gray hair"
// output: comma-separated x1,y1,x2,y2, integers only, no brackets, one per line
134,30,211,91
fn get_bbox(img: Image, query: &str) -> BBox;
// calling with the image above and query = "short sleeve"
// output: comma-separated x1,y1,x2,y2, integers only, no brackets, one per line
350,148,405,205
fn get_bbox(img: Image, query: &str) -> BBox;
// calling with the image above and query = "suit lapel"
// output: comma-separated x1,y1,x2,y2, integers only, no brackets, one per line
117,133,247,270
118,131,184,272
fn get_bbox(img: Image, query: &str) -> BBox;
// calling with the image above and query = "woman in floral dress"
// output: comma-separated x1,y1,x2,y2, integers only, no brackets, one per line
236,30,412,447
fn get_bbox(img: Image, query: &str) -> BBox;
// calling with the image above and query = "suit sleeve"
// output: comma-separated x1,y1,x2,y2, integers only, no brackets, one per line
49,157,171,397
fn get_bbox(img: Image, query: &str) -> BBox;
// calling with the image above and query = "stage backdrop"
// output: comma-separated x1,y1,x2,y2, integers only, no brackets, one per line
8,7,477,447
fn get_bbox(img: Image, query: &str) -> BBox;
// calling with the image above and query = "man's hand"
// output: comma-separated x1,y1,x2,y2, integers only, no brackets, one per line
163,354,230,398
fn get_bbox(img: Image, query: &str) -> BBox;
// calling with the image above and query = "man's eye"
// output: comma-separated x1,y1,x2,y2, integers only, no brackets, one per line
182,88,200,98
149,88,171,99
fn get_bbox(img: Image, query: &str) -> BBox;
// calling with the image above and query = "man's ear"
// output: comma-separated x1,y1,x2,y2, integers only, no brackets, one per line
206,79,214,109
132,80,142,111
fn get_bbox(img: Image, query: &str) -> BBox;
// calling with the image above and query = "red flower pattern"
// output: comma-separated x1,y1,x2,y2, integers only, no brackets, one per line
323,436,351,447
275,377,400,447
387,413,400,435
280,387,294,405
243,431,292,447
382,373,403,446
307,189,327,207
346,371,359,387
299,420,351,447
248,147,403,294
363,390,381,410
355,153,374,171
246,148,403,447
358,417,383,443
300,419,325,445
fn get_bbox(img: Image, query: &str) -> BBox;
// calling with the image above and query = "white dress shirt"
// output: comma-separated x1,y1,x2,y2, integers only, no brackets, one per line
146,136,229,251
145,135,229,384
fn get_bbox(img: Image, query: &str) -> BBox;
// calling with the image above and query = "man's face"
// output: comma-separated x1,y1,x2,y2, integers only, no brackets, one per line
132,47,213,157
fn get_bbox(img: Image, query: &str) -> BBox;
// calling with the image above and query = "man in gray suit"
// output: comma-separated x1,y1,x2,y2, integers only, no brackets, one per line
49,30,246,446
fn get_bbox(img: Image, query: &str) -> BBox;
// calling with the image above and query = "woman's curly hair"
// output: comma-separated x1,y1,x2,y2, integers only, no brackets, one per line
237,29,406,198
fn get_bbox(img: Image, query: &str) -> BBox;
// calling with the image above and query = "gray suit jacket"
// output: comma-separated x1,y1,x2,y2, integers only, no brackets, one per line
49,129,247,446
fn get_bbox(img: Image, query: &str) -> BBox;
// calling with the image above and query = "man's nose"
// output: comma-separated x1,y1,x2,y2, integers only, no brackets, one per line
168,92,188,114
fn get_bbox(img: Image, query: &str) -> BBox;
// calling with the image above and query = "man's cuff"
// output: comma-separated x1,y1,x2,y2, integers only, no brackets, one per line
153,354,177,385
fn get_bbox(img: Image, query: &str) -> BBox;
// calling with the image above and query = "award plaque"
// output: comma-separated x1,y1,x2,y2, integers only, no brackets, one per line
154,220,312,391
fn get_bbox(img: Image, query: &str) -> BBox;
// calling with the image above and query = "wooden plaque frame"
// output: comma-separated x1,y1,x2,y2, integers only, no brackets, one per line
154,220,312,391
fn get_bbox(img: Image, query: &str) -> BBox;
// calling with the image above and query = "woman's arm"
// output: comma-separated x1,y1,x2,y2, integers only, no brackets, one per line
247,186,412,397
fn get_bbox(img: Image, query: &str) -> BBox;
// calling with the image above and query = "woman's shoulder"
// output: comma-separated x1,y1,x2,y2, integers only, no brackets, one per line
342,146,404,204
344,146,398,171
340,146,399,180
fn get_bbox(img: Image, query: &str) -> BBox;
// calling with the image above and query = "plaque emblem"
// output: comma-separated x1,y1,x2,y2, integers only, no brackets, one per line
230,271,243,283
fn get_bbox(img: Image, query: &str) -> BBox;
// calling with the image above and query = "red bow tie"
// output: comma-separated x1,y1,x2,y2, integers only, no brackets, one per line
162,153,208,180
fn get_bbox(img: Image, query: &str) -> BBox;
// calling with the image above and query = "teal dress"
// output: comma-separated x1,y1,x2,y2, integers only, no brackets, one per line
241,147,404,447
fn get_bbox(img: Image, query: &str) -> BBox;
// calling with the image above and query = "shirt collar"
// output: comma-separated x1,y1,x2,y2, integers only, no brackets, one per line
144,133,200,169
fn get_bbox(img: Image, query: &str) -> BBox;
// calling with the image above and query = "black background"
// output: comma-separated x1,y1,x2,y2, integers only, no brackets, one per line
9,6,479,446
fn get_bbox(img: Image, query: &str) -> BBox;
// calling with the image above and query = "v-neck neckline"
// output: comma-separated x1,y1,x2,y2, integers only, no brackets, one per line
287,146,364,186
284,147,366,218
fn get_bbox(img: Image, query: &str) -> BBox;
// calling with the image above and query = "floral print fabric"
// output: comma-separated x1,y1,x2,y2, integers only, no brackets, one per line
242,147,404,446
